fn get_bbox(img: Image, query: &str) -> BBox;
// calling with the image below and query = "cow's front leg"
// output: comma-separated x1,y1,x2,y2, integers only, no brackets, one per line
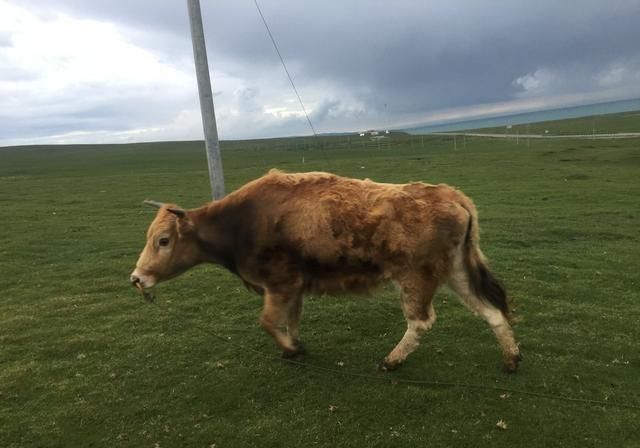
285,294,306,356
260,289,305,358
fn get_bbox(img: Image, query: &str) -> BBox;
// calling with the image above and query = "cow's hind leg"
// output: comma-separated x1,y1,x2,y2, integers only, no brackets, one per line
448,261,521,372
380,274,438,371
260,289,306,358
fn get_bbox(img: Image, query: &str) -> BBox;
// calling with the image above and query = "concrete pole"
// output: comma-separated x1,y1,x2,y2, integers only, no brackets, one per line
187,0,225,199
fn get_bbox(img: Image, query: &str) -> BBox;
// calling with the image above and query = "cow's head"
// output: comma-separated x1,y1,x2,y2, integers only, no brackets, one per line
130,201,202,299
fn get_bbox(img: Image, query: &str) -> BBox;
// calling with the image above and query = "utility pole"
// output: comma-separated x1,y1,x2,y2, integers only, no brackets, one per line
187,0,225,199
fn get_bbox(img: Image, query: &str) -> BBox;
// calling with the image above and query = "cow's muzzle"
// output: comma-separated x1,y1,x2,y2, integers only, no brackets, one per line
130,274,155,302
130,274,141,286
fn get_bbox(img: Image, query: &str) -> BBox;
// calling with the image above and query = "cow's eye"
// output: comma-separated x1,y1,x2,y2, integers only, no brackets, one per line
158,237,170,247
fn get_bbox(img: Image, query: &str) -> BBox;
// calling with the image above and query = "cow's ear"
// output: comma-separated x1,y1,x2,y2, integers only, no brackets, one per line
167,207,186,218
170,209,195,235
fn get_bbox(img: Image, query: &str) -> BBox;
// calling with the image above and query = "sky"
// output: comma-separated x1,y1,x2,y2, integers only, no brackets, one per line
1,0,639,146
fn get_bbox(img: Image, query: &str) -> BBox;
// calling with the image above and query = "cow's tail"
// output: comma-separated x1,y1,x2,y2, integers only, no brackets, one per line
460,203,514,324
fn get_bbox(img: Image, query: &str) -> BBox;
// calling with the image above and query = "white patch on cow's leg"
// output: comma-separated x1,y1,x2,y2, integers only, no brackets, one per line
448,255,520,371
486,311,520,372
382,304,436,370
285,294,307,356
260,291,297,354
286,295,304,343
381,276,438,370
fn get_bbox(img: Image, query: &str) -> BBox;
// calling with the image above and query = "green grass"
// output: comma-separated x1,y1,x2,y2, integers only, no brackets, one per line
467,109,640,135
1,121,640,447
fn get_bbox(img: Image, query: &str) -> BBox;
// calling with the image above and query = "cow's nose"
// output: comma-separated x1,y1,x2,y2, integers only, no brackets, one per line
130,274,140,286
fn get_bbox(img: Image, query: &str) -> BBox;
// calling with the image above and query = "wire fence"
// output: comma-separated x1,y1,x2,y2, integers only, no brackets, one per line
219,133,464,153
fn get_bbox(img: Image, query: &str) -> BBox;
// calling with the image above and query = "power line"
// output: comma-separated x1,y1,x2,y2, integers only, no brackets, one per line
253,0,317,137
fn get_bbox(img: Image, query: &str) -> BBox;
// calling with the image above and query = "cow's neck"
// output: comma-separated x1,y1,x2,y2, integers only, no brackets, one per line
191,202,239,274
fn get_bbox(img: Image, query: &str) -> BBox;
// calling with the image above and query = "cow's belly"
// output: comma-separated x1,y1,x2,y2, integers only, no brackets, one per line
298,255,388,295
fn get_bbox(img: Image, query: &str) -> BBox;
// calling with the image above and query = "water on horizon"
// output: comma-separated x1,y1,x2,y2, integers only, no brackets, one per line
406,97,640,134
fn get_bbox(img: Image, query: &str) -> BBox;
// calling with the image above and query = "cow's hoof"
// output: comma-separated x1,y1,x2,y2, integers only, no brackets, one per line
377,358,402,372
503,353,522,373
281,341,307,359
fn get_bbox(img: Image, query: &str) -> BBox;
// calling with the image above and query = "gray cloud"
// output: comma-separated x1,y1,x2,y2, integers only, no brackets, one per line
2,0,640,145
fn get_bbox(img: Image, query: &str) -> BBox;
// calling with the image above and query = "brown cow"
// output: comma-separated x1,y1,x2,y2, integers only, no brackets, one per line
130,170,521,372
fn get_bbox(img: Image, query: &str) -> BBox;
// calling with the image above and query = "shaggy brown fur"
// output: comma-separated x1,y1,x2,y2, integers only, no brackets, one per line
131,170,521,371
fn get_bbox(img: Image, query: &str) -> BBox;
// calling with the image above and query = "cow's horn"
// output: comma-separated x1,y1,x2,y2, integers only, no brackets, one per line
143,200,165,209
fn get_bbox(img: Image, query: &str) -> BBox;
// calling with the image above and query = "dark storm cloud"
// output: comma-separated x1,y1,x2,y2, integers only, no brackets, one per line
24,1,640,85
3,0,640,144
236,1,640,111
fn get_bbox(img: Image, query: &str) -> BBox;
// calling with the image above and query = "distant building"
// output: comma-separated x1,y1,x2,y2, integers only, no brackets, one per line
359,129,383,137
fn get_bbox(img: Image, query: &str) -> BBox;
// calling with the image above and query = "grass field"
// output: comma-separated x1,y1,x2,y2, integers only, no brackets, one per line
1,117,640,447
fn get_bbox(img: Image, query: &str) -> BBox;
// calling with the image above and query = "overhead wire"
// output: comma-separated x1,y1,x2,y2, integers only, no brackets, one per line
253,0,318,137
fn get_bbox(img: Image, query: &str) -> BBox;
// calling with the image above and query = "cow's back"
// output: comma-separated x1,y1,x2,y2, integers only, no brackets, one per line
225,170,470,294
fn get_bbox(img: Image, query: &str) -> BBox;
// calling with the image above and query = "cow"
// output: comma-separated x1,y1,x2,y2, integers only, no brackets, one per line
130,170,521,372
